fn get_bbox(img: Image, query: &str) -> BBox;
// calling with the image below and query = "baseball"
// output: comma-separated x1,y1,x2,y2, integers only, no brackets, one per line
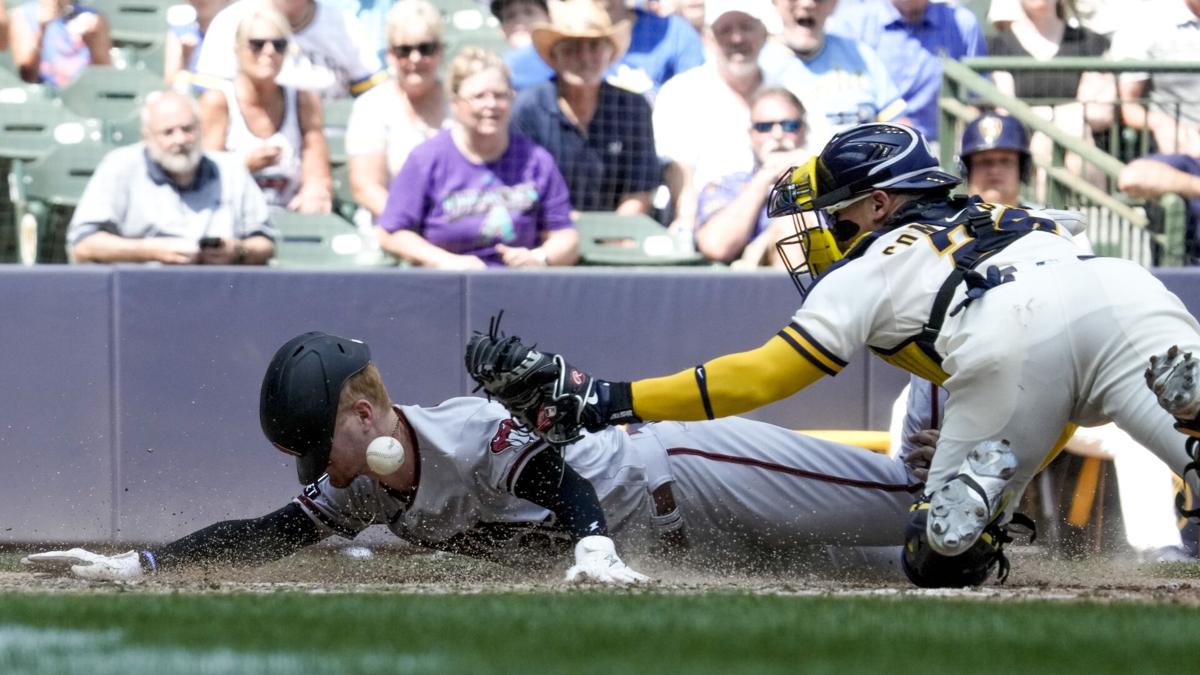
366,436,405,475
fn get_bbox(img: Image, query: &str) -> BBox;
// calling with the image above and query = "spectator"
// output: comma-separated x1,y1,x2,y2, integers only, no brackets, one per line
1119,152,1200,264
958,113,1032,207
989,0,1114,193
164,0,229,89
198,2,332,212
512,0,659,214
377,48,579,269
194,0,386,99
828,0,986,143
653,0,784,234
490,0,556,91
658,0,704,33
0,3,9,51
599,0,705,98
1109,0,1200,155
67,91,275,265
695,87,810,265
764,0,905,141
345,0,449,224
10,0,112,86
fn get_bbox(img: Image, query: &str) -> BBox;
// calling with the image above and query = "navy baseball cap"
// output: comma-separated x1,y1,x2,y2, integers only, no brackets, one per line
260,332,371,485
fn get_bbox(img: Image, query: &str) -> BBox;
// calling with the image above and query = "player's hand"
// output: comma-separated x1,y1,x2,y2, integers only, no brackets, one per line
904,429,938,482
22,548,143,581
564,536,650,585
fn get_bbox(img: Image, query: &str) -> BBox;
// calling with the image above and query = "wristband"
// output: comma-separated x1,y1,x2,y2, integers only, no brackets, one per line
140,550,158,573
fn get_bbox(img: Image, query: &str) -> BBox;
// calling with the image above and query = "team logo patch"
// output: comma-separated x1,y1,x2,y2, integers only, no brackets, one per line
571,369,584,386
537,404,558,432
490,417,536,453
979,115,1004,145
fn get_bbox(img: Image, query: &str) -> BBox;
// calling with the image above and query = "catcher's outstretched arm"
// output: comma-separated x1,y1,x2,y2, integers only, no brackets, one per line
631,332,834,421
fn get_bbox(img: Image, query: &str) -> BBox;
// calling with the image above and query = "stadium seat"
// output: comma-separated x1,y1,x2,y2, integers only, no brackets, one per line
270,209,396,268
323,97,354,167
59,65,162,123
574,211,706,266
10,141,114,263
331,163,358,222
89,0,170,48
0,99,98,162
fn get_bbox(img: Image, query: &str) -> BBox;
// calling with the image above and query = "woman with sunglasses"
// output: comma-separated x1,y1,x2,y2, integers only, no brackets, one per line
377,48,579,269
198,3,332,213
345,0,449,227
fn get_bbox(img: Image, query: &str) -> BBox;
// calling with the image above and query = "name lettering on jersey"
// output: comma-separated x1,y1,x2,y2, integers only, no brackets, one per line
882,232,920,255
490,418,537,454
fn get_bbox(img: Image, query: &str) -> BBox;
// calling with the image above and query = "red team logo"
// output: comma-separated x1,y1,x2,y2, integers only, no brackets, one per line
571,369,584,386
490,418,516,453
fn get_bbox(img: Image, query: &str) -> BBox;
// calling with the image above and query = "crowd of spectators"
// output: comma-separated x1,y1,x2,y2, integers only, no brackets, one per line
4,0,1200,267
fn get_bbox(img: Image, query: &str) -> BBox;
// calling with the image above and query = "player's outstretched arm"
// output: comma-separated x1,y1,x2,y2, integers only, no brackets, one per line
23,503,328,580
512,448,649,585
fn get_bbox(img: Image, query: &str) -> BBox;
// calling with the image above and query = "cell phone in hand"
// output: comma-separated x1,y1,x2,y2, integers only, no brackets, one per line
199,237,222,250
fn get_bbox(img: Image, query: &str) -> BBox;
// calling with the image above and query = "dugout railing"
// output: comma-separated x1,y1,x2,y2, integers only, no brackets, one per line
938,57,1194,266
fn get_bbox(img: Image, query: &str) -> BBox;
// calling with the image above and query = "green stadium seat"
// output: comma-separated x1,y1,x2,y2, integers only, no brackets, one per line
331,163,358,222
270,209,396,268
89,0,170,48
0,99,98,161
59,65,162,123
574,212,706,266
11,140,114,263
323,97,355,167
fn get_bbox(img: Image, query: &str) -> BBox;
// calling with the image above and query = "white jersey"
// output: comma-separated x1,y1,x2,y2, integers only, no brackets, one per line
195,0,385,98
294,397,920,564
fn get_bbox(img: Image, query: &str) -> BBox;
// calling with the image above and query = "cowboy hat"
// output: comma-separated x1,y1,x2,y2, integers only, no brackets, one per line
531,1,632,67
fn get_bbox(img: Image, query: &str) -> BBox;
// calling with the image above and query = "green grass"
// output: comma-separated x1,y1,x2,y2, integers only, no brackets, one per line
1,591,1196,674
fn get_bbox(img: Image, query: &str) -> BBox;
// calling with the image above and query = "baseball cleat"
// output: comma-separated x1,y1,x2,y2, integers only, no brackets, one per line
1145,345,1200,421
926,439,1017,557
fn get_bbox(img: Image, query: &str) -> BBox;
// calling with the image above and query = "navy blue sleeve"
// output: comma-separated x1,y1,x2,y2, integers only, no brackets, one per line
144,502,327,571
511,447,608,540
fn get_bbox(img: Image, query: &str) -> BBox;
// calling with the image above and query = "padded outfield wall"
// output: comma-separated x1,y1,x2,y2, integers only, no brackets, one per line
3,266,1198,544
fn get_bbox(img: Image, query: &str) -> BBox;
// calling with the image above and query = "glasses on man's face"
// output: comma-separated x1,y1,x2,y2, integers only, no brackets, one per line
247,38,288,54
752,119,805,134
391,41,441,60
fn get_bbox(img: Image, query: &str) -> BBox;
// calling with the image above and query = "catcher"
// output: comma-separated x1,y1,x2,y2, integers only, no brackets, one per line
25,330,931,583
463,122,1200,588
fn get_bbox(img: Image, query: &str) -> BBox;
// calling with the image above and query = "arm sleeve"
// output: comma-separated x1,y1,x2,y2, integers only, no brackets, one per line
237,165,275,240
340,10,386,96
378,146,433,233
66,151,126,246
629,329,837,422
536,151,575,232
343,91,386,156
669,17,706,78
860,45,906,122
511,447,607,540
144,502,327,570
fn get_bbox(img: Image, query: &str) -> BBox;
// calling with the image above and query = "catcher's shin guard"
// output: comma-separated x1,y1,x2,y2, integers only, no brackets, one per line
926,439,1018,556
903,498,1035,588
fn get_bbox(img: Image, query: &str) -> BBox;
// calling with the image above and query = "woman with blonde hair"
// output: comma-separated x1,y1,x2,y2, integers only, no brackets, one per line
377,47,579,269
345,0,450,223
198,1,331,212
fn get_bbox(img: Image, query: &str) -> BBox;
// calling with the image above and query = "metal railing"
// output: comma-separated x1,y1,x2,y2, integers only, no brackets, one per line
939,57,1192,266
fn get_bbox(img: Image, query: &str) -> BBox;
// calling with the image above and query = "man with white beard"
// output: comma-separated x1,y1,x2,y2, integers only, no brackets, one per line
67,91,277,265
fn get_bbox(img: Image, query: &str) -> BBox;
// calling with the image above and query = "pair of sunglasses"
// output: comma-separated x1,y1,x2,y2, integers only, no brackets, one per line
390,41,441,59
247,37,288,54
752,119,805,133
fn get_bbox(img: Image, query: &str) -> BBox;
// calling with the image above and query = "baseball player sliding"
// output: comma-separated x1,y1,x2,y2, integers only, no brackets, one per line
25,331,929,584
462,122,1200,587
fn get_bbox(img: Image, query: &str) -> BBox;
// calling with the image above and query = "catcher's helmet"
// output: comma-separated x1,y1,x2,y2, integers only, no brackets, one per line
958,113,1031,183
260,331,371,485
767,123,960,296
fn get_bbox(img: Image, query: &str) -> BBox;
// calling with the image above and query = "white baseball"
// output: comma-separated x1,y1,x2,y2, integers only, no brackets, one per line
366,436,405,475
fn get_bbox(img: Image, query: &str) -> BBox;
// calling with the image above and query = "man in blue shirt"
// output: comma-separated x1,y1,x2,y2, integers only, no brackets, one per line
1119,152,1200,264
828,0,986,141
491,0,556,91
600,0,705,99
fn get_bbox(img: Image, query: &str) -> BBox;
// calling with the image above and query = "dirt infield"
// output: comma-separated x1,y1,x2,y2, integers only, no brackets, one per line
5,545,1200,604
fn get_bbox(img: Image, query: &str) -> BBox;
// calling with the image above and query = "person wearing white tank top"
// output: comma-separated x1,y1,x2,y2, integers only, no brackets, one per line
198,2,332,213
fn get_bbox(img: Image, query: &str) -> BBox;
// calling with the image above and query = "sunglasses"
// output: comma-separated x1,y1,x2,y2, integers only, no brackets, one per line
247,38,288,54
390,41,441,59
752,119,805,133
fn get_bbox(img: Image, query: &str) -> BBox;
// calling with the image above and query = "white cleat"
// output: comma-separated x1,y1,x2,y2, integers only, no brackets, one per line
927,440,1018,556
1145,346,1200,420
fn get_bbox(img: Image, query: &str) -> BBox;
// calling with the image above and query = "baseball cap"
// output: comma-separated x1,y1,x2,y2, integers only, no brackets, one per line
260,331,371,485
705,0,783,34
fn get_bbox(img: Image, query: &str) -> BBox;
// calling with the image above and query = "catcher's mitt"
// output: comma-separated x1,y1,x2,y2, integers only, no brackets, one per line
464,313,637,444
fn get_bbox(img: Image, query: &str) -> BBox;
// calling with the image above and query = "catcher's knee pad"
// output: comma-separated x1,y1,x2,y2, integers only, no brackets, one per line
903,500,1032,588
926,439,1017,556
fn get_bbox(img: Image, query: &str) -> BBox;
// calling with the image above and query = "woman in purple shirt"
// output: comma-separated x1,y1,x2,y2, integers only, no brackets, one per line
378,47,579,269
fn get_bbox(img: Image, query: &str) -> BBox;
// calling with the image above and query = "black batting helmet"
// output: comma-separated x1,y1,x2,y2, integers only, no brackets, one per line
959,113,1031,183
260,331,371,485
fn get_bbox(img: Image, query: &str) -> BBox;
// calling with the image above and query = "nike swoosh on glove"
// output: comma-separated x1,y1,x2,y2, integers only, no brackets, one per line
22,548,144,581
564,535,650,585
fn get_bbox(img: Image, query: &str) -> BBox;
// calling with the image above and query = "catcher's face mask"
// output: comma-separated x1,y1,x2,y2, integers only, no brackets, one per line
768,157,869,299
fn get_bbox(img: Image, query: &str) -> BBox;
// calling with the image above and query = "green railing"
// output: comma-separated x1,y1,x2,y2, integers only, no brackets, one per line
939,57,1192,266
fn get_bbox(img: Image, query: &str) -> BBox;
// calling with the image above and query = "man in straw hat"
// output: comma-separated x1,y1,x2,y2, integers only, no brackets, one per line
513,0,661,214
